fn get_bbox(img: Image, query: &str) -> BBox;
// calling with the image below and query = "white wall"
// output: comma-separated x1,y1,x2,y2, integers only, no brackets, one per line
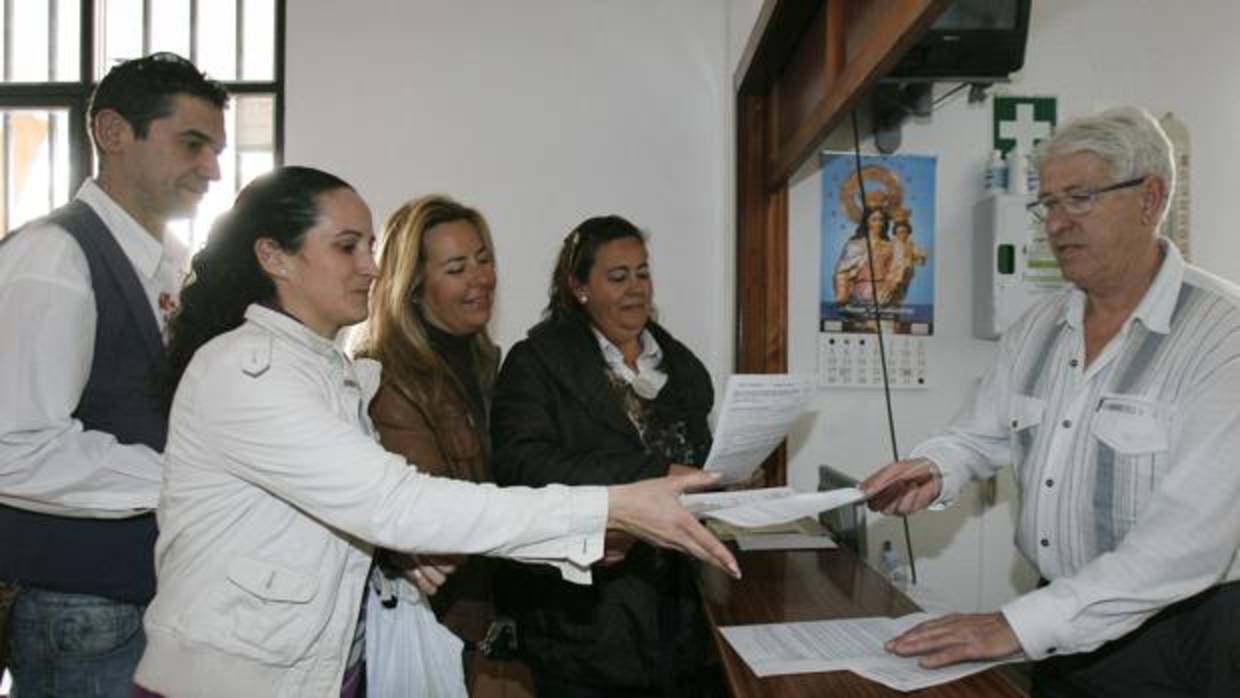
285,0,733,382
771,0,1240,612
726,0,765,77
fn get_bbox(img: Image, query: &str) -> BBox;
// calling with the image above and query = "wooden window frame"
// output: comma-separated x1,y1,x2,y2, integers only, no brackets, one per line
734,0,951,485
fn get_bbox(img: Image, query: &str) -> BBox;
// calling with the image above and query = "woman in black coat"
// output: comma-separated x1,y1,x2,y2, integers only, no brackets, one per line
491,215,721,697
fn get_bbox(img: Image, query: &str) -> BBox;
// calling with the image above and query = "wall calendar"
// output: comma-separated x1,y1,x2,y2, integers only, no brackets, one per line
818,333,929,389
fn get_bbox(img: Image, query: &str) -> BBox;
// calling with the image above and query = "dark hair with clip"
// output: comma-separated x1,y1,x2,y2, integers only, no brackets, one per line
89,51,229,150
544,215,645,324
163,166,353,404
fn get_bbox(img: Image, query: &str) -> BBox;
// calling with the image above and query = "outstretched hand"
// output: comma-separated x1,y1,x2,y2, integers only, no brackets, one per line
885,612,1023,668
607,470,740,579
862,457,942,516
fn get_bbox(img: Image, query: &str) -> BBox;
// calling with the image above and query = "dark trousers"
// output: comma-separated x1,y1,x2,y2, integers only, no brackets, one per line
531,667,725,698
1032,581,1240,698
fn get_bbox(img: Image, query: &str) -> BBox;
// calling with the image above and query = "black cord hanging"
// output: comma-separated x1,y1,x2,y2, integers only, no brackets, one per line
848,110,918,586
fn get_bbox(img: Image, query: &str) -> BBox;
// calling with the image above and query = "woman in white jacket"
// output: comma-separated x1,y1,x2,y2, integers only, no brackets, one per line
132,166,737,698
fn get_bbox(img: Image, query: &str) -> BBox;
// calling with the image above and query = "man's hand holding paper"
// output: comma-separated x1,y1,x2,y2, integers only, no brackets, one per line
861,457,942,515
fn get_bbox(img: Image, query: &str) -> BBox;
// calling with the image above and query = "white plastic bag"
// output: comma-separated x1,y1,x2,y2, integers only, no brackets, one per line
365,571,467,698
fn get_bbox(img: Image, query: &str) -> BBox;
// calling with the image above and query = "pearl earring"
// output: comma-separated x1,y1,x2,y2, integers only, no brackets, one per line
578,294,588,304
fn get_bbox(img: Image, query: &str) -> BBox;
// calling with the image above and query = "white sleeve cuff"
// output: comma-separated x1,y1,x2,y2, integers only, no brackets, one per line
506,485,607,585
907,443,966,509
566,485,608,565
1001,588,1070,661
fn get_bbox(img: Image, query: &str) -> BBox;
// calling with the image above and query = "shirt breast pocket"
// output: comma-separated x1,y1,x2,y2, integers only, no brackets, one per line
1008,394,1045,466
1090,395,1172,529
1091,396,1170,454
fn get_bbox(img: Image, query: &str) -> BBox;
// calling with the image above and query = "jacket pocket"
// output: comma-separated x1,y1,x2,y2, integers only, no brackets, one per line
221,557,324,665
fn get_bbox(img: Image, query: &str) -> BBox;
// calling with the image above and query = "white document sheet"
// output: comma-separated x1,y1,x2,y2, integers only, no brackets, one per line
680,487,795,517
703,487,866,528
851,658,1021,693
719,613,1019,690
703,375,815,484
736,533,837,551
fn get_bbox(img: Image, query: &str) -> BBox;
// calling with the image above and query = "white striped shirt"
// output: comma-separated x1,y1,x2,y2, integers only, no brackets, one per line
914,239,1240,660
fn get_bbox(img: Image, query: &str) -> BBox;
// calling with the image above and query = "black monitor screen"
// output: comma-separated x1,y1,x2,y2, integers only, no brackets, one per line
886,0,1029,79
935,0,1019,31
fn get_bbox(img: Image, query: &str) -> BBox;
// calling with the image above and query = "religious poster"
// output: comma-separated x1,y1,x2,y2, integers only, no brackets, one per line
819,152,936,336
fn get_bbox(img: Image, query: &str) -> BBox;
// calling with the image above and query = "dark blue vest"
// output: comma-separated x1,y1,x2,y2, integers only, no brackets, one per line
0,199,165,604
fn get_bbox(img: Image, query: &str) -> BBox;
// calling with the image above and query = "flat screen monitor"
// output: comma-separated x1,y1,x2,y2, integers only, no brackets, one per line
886,0,1031,81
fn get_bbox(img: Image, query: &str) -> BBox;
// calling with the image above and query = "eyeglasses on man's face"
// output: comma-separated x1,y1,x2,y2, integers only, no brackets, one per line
1026,177,1146,223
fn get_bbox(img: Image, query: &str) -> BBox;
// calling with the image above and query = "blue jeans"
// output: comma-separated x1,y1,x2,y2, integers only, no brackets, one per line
8,588,145,698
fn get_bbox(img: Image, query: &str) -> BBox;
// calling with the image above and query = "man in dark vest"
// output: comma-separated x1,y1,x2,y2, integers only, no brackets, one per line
0,53,227,697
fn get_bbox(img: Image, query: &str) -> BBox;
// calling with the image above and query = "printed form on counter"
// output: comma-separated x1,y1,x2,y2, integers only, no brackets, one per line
719,613,1022,691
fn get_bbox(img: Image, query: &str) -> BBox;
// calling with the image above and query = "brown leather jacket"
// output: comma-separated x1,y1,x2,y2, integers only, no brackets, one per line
368,376,494,643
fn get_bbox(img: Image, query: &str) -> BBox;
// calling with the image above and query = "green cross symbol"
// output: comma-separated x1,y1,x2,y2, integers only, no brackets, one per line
994,96,1057,156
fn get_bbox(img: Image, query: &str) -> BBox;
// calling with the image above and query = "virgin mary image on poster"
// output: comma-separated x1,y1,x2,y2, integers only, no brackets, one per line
820,153,935,335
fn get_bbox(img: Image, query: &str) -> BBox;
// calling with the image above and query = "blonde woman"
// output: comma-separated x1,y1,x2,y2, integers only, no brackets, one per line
357,195,531,695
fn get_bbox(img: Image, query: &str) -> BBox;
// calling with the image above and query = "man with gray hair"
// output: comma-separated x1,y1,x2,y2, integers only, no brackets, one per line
862,106,1240,697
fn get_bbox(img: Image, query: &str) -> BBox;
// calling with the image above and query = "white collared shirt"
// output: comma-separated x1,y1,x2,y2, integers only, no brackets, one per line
0,180,188,518
913,240,1240,659
592,326,668,399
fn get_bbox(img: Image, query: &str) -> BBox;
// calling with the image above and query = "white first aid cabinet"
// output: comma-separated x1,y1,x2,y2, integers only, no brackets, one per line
973,193,1069,340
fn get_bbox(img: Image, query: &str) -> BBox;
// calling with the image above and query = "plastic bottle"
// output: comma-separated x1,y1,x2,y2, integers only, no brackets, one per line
1026,148,1040,195
879,540,909,591
1006,144,1027,195
984,149,1007,194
